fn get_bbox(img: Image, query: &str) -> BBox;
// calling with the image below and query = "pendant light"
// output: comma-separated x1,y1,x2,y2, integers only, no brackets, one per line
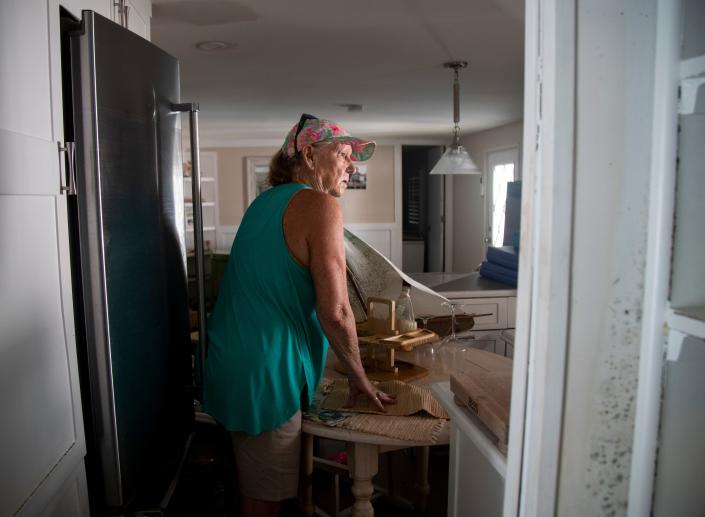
429,61,481,175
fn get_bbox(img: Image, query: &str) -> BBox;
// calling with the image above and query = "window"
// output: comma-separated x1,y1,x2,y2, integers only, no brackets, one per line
485,147,520,248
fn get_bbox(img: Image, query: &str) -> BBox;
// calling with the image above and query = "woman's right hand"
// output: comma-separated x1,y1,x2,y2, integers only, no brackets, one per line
344,374,396,412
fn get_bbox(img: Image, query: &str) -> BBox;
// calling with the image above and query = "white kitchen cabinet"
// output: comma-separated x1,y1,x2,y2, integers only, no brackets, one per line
411,272,517,328
126,0,151,39
112,0,151,40
0,0,87,515
432,382,506,517
37,461,89,517
61,0,112,19
451,297,510,330
411,273,516,358
411,272,517,356
60,0,149,38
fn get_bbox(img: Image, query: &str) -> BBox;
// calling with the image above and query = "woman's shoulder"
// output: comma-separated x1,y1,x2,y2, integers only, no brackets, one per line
289,188,339,216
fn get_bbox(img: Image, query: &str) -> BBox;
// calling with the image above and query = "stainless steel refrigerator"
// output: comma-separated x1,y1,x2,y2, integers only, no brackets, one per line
62,10,202,515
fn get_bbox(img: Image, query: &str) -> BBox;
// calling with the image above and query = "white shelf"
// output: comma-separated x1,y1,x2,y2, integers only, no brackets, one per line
186,226,216,232
680,54,705,79
667,305,705,341
679,54,705,115
184,202,215,207
184,176,215,182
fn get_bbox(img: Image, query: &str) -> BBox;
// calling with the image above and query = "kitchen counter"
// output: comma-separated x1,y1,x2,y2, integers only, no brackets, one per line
409,272,518,352
409,271,517,298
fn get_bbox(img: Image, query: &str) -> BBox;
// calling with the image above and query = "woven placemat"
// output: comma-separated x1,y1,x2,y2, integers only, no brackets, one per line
307,379,449,443
338,413,449,444
321,379,449,419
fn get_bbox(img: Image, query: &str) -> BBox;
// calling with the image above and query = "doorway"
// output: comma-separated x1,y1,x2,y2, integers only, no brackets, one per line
401,145,444,272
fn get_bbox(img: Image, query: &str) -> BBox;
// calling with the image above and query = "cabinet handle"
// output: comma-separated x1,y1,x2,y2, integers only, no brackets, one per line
58,141,77,196
123,3,130,28
113,1,123,26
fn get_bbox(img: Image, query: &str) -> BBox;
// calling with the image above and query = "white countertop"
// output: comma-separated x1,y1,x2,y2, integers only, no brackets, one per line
409,271,517,298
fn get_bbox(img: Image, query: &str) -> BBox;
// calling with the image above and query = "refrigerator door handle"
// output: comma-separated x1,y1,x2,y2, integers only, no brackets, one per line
171,103,208,385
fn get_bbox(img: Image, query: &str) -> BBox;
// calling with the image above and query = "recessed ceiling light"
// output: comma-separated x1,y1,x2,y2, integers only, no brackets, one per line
337,103,363,112
195,40,236,51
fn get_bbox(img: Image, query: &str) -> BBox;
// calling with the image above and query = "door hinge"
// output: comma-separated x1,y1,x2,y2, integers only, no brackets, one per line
58,141,77,196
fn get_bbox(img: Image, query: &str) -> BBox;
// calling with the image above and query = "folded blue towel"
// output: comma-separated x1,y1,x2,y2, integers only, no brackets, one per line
479,260,518,287
486,246,519,270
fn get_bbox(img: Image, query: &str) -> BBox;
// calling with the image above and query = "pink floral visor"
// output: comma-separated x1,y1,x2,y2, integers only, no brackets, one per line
282,114,376,162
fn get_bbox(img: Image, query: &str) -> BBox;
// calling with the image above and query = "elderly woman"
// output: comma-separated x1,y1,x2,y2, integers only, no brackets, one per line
203,114,395,516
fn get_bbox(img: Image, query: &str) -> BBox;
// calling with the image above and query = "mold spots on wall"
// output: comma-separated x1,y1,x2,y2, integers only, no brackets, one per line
584,292,644,514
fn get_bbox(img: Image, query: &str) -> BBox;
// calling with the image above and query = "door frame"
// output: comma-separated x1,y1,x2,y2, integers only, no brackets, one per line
503,0,576,515
627,0,681,514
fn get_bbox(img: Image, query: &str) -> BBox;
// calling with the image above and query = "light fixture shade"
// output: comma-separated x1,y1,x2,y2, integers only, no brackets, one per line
429,144,481,175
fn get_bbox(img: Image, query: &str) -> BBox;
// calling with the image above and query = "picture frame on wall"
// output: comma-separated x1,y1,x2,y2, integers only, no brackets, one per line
244,156,272,206
347,164,368,189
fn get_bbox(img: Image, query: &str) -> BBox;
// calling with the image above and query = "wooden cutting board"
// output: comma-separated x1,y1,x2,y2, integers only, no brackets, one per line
450,349,512,453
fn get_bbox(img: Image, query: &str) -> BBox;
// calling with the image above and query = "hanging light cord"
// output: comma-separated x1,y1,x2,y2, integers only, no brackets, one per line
444,60,467,147
452,66,461,145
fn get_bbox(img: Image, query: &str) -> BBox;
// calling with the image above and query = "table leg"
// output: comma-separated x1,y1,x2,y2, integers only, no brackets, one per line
347,442,379,517
300,432,314,517
414,446,431,512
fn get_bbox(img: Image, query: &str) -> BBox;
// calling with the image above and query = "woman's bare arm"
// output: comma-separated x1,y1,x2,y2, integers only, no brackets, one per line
292,191,394,409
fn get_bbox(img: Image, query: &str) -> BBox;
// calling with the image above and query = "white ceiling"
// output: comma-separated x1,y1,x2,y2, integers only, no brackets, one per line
151,0,524,146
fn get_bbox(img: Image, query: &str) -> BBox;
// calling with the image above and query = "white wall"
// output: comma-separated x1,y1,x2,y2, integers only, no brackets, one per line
452,122,523,271
557,0,657,513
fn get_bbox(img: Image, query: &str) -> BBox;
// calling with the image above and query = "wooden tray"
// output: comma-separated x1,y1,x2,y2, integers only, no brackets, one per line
379,329,438,351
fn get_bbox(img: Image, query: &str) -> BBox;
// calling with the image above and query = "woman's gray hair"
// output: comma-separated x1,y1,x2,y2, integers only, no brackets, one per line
266,141,342,191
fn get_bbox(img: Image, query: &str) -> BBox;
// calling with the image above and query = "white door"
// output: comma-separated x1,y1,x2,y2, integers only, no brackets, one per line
484,147,520,251
0,1,87,515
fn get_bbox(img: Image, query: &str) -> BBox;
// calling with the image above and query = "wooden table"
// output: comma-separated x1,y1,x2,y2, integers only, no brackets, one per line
301,340,494,517
300,421,440,517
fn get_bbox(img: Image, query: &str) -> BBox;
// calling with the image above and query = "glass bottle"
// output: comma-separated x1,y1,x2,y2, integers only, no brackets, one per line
395,282,417,332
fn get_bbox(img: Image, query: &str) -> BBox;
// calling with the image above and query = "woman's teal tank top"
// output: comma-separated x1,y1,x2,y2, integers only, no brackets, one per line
203,183,329,434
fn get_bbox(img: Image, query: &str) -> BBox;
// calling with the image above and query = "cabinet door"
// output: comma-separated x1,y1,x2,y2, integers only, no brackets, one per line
0,1,86,515
39,462,89,517
448,423,505,517
451,297,509,330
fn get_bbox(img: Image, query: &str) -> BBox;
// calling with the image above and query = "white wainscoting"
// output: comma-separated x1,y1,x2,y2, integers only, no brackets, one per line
216,225,238,254
215,222,402,268
345,223,402,267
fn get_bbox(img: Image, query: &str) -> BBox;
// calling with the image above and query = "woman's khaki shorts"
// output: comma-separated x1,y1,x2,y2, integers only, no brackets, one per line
230,410,302,502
